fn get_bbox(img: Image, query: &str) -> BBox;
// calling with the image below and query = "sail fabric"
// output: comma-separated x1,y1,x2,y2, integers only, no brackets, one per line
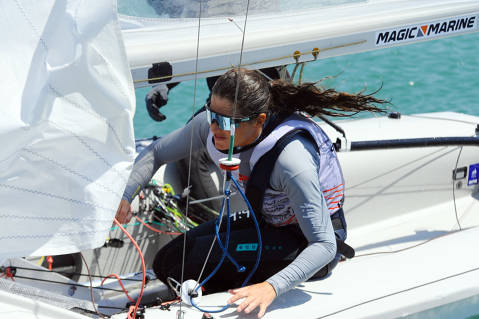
0,0,136,262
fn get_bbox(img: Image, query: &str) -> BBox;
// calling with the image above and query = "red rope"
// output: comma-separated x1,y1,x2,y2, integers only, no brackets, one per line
0,267,15,281
135,216,182,236
161,297,180,305
114,218,146,319
101,274,135,303
47,256,53,271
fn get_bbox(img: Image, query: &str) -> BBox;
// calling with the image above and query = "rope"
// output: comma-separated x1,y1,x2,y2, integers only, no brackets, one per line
179,0,203,313
135,216,182,235
229,0,251,161
0,267,15,281
113,218,146,319
298,62,306,85
80,252,105,318
101,274,135,303
181,2,255,311
452,146,463,230
193,198,226,286
190,174,262,313
2,274,125,292
7,265,145,282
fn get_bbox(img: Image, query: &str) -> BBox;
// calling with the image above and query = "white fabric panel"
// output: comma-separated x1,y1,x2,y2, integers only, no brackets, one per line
0,0,135,262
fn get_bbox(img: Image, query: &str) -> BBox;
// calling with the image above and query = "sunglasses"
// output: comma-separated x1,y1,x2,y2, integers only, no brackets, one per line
205,102,255,130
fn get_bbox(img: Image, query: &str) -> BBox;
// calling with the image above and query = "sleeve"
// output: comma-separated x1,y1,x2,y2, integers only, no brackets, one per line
265,135,337,296
122,111,210,203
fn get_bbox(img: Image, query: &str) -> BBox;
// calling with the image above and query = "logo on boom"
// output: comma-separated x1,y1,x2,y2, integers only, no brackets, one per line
375,15,477,46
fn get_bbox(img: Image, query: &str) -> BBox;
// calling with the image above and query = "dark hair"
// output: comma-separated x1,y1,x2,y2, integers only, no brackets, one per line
212,68,388,118
211,68,270,118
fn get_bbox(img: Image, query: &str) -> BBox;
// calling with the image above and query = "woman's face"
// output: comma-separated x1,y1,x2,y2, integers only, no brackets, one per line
209,95,265,151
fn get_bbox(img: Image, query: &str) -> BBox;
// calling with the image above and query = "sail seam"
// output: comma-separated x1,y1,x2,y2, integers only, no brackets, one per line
0,183,115,213
0,214,112,223
0,229,112,240
46,121,129,184
13,0,48,51
22,148,122,198
47,84,132,157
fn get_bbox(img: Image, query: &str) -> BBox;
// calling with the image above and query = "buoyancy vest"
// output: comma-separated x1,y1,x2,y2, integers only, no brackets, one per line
206,113,345,226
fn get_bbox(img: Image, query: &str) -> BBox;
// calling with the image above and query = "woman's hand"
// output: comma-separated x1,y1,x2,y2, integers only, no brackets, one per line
115,199,133,224
227,282,277,318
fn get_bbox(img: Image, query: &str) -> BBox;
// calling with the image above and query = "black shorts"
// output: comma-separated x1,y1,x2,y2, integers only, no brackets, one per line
153,208,346,294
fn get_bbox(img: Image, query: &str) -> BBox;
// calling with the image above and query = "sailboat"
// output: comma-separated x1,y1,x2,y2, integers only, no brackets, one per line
1,0,479,318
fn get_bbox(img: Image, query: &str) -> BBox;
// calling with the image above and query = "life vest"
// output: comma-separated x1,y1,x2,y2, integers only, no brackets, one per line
206,113,345,226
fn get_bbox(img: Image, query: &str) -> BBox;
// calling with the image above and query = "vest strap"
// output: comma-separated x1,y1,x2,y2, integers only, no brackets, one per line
245,129,317,219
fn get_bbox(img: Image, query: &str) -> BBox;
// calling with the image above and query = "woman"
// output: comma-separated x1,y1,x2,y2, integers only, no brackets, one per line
116,68,387,317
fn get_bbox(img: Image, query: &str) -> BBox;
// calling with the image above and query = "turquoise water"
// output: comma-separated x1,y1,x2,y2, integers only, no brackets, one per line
402,295,479,319
131,31,479,138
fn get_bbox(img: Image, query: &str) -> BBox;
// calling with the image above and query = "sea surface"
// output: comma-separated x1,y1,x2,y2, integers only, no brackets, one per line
118,2,479,318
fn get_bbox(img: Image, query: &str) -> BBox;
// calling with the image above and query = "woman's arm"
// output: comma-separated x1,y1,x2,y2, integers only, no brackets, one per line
266,135,337,295
121,112,210,202
228,135,337,317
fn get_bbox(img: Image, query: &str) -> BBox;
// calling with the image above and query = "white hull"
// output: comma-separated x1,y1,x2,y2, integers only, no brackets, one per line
2,111,479,318
116,227,479,319
118,112,479,318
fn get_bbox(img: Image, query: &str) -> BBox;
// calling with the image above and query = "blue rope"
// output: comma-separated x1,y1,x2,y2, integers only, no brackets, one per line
190,174,262,313
231,176,262,287
214,194,246,273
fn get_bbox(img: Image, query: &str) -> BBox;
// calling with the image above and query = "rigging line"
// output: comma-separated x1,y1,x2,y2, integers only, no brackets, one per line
316,266,479,318
180,0,203,312
194,198,227,286
230,0,251,161
98,305,128,310
113,218,146,319
190,0,252,297
133,40,367,84
452,146,464,231
7,274,126,292
80,252,105,318
409,114,479,126
298,62,306,85
354,228,464,258
109,231,177,246
191,0,252,296
135,216,183,235
290,63,300,83
9,265,145,282
101,274,135,303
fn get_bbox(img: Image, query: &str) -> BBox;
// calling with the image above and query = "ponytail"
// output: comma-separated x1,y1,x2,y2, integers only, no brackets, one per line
268,80,388,117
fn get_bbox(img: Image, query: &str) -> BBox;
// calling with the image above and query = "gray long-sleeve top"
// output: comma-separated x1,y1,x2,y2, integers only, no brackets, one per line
122,112,337,296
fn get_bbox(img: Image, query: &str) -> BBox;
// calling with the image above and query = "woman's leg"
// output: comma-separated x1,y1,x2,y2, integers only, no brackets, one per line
153,215,308,294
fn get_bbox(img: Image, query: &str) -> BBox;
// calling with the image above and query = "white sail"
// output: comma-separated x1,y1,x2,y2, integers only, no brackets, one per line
0,0,136,262
118,0,479,87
